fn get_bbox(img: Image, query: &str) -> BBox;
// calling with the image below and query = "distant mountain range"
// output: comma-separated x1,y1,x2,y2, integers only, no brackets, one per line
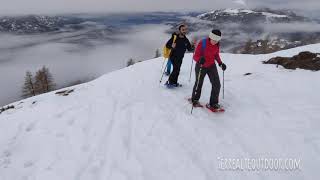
0,15,82,34
198,8,307,23
0,12,185,34
173,8,320,54
0,12,187,48
1,9,319,54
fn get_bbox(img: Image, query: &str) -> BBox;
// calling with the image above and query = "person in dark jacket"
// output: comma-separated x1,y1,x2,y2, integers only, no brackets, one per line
191,29,227,110
165,24,193,87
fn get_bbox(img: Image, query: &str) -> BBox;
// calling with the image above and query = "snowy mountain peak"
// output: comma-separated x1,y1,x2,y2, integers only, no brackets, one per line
197,8,290,19
223,8,255,14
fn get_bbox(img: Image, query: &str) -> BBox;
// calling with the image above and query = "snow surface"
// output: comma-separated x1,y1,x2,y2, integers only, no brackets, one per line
1,44,320,180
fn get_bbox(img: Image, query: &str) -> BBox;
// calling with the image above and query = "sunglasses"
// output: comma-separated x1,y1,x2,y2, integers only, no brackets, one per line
180,28,188,32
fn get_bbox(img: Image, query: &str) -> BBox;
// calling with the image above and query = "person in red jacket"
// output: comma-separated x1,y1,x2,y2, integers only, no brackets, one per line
191,29,227,110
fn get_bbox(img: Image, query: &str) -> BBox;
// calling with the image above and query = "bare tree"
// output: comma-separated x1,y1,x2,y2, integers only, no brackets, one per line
22,71,36,98
155,49,161,58
35,66,55,94
127,58,135,67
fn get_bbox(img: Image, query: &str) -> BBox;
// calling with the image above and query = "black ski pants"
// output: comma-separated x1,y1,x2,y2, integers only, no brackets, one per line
168,56,183,84
192,63,221,105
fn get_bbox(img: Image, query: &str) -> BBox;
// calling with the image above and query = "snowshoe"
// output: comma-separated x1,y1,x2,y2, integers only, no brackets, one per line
173,83,182,87
206,104,225,113
165,81,182,88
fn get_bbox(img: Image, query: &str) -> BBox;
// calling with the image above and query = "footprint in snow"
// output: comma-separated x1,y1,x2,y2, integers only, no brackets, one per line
0,151,11,168
26,122,36,132
67,118,75,126
56,132,65,138
3,150,11,157
24,161,34,168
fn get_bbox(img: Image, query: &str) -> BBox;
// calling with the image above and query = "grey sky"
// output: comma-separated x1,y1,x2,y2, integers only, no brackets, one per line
247,0,320,12
0,0,319,15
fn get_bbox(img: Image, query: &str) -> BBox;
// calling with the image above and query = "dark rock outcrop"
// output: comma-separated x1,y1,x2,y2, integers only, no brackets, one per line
0,105,15,114
264,51,320,71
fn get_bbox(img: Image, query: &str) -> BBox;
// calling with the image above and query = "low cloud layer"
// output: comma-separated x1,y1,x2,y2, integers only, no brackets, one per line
0,24,171,106
261,22,320,33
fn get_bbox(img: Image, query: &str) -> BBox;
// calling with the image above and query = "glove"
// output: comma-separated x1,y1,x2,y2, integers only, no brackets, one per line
219,63,227,71
199,57,205,65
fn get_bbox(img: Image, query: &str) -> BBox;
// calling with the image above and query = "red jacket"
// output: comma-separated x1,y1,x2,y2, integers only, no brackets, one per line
193,38,222,68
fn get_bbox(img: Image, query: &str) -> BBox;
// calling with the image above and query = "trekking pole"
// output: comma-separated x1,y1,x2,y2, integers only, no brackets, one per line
223,70,225,99
161,57,166,73
159,59,169,84
189,57,194,82
191,65,203,114
188,42,197,82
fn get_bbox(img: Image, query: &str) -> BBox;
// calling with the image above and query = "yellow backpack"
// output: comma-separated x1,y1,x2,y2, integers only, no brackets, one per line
163,35,177,59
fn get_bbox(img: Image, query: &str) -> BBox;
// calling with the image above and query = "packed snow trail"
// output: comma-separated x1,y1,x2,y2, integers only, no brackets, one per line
1,44,320,180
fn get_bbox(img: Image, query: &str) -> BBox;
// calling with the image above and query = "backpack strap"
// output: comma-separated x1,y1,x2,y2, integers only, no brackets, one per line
173,35,177,43
201,38,207,55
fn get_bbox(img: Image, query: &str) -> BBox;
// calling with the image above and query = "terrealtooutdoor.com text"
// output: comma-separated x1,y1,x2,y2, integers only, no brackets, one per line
217,157,301,171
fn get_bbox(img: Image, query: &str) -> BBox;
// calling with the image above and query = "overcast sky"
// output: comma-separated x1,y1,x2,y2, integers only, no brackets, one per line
0,0,319,15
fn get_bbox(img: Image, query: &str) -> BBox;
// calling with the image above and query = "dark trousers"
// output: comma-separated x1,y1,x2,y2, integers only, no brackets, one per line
192,63,221,105
168,56,183,84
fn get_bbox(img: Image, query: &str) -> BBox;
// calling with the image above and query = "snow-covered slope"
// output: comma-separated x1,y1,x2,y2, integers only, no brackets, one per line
1,44,320,180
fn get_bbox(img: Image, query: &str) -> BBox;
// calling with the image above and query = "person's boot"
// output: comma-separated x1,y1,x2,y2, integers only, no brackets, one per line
165,81,175,88
206,103,224,112
172,83,182,87
212,104,221,109
188,98,203,107
206,103,221,110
